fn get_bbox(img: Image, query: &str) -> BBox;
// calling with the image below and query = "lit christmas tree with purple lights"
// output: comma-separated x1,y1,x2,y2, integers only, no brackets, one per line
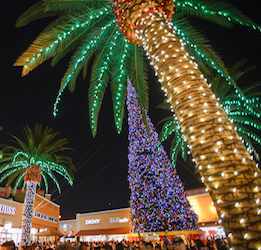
127,79,198,233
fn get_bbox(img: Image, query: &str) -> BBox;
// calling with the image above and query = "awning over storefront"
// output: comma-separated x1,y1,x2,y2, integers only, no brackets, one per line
76,227,130,236
36,229,65,236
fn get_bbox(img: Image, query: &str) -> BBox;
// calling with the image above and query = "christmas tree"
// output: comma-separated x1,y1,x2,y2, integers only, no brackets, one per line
127,78,198,233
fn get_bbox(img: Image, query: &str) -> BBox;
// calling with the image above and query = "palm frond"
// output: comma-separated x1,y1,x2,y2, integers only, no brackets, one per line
15,7,110,76
127,45,149,110
41,174,49,193
16,1,49,27
45,0,110,11
45,170,61,193
53,19,116,117
9,135,29,154
172,14,229,79
57,155,76,171
88,37,113,136
176,0,261,31
13,172,26,194
6,170,23,187
159,120,177,142
110,37,129,134
170,134,182,166
49,162,74,185
51,7,112,66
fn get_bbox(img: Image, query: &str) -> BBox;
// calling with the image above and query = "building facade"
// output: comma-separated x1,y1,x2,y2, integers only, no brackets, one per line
0,187,60,246
59,188,225,241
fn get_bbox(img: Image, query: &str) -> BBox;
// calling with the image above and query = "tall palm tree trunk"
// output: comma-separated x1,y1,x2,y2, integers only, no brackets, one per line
21,181,37,246
135,11,261,250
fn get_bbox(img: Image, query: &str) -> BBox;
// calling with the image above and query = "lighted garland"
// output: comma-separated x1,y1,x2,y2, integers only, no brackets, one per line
159,60,261,166
21,181,37,246
0,153,73,193
127,79,198,233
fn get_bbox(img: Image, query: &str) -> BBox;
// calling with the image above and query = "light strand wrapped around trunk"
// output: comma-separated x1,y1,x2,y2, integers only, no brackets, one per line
135,10,261,250
21,181,37,246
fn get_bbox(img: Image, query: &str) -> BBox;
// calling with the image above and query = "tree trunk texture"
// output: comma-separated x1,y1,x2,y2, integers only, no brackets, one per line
21,181,37,246
136,10,261,250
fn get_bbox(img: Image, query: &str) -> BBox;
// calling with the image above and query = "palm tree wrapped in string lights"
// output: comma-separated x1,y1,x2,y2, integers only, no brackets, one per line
14,0,261,248
0,124,75,246
158,60,261,167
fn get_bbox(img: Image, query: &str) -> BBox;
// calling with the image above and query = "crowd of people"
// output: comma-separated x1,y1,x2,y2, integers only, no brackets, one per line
0,237,229,250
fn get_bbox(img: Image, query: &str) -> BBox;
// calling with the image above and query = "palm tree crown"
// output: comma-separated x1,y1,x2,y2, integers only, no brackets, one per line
0,124,75,193
14,0,260,137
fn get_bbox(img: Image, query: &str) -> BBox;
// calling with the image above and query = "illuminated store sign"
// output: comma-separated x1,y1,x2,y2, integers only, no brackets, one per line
0,204,16,216
109,217,129,223
85,219,100,225
60,224,72,229
33,211,57,223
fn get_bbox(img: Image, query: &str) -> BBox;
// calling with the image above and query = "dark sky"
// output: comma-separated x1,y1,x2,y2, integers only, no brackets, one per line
1,1,261,219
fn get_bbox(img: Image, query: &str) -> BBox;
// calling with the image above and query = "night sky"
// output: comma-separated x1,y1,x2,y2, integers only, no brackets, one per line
1,1,261,219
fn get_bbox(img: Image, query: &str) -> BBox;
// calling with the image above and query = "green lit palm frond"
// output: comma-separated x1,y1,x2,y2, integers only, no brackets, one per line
170,130,187,167
15,0,261,137
51,7,112,66
89,28,117,136
159,119,177,143
0,124,75,193
176,0,261,31
15,6,111,76
208,59,257,100
172,14,228,77
53,19,116,121
110,39,130,134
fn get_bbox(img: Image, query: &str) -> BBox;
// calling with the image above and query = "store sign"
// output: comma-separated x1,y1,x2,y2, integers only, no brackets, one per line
33,211,57,223
85,219,100,225
60,224,72,229
109,217,129,223
0,204,16,216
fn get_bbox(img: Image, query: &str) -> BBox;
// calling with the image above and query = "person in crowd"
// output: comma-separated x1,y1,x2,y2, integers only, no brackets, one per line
75,243,81,250
115,242,123,250
1,241,16,250
145,242,153,250
172,236,186,250
194,240,208,250
155,244,161,250
138,241,148,250
215,239,229,250
163,236,170,247
55,243,75,250
103,243,112,250
80,243,89,250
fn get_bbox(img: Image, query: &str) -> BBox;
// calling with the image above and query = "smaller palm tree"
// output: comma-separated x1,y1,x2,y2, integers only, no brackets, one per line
0,124,75,246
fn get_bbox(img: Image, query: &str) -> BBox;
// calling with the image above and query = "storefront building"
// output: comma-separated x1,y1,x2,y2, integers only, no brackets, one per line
0,187,60,246
59,188,225,242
